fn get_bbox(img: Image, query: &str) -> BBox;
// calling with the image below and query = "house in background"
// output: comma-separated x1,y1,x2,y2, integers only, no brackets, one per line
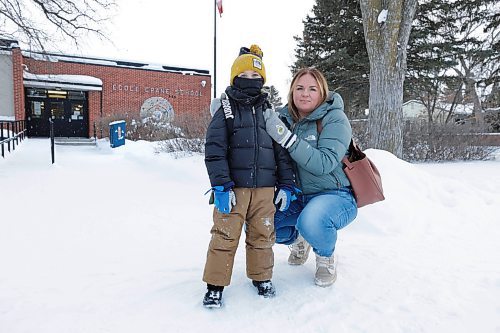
402,100,428,120
362,100,429,120
402,99,479,124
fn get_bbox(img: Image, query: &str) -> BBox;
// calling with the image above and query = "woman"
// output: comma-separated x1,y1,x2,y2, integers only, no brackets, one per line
263,67,357,287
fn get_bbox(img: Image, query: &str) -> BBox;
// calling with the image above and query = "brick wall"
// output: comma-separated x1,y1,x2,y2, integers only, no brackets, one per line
23,57,211,137
88,91,101,136
12,48,25,121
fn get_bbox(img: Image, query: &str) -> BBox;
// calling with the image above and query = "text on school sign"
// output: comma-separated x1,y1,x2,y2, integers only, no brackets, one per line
111,84,203,97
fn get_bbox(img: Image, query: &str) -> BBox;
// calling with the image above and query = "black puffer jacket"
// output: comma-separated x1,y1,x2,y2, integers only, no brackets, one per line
205,87,295,188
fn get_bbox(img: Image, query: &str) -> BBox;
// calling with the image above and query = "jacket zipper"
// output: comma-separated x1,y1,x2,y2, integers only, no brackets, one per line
291,123,303,189
252,106,258,188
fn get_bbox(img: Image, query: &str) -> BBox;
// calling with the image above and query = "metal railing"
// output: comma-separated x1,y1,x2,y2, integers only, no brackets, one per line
0,120,27,158
49,118,55,164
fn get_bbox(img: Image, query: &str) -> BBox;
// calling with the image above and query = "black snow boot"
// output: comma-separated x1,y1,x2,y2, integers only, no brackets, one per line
203,284,224,308
252,280,276,298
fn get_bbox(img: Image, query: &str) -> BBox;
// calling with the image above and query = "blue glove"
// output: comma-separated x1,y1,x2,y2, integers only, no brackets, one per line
263,109,297,149
212,183,236,214
274,185,299,212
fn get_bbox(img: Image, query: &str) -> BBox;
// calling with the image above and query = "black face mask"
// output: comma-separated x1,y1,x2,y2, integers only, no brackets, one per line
233,76,264,97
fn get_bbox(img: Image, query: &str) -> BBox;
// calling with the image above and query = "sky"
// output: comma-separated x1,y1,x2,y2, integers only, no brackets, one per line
58,0,317,100
1,138,500,332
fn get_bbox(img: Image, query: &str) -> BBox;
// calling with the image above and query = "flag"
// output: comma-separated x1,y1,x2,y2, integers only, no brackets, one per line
216,0,223,17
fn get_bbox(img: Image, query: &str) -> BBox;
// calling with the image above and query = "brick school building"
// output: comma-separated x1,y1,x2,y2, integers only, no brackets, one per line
0,39,211,138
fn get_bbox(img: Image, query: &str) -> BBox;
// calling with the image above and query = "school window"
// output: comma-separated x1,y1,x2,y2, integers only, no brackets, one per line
30,101,44,119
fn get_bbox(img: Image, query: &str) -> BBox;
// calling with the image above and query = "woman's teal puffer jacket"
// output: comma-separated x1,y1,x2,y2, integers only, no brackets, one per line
278,92,352,195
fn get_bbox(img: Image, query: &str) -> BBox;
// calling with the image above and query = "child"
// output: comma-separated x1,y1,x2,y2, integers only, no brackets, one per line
203,44,295,308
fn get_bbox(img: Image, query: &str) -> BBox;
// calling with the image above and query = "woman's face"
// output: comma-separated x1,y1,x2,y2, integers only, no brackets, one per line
292,73,322,116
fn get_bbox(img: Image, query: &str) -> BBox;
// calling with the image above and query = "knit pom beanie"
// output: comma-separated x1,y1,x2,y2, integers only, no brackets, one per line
230,44,266,85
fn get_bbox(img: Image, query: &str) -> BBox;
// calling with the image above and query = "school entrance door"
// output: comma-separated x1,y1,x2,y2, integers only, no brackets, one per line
25,88,89,137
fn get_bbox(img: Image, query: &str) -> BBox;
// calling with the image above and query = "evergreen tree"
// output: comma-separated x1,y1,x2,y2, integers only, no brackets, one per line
292,0,369,119
263,85,283,109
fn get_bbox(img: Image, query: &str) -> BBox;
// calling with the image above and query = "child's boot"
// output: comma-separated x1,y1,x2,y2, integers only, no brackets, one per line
252,280,276,298
202,284,224,308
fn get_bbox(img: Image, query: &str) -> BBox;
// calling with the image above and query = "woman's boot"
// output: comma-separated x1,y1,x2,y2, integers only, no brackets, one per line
287,235,311,265
314,254,337,287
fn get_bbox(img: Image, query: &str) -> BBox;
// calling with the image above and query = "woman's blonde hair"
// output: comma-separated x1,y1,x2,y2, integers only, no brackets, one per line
287,67,329,122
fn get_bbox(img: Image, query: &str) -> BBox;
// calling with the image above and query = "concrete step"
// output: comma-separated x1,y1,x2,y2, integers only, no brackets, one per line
54,137,97,146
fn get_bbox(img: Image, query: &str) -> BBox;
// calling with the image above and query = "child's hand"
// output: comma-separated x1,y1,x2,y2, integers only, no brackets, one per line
263,109,296,149
213,186,236,214
274,188,291,211
275,184,298,211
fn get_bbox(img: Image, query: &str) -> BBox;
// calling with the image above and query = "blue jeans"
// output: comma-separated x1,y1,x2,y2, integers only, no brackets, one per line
274,188,357,257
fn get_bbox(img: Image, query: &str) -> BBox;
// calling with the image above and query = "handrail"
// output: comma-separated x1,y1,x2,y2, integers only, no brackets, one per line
0,120,27,158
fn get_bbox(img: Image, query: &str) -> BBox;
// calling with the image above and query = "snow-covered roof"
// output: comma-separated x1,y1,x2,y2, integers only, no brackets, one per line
0,116,15,121
436,102,474,115
403,99,425,106
23,71,103,91
22,50,210,77
0,39,19,49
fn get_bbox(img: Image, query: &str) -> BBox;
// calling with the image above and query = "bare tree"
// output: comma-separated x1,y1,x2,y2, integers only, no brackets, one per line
359,0,418,158
0,0,115,50
453,25,500,123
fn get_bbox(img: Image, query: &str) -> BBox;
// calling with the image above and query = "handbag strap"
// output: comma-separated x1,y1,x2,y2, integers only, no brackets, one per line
316,118,360,166
342,140,356,169
316,119,323,134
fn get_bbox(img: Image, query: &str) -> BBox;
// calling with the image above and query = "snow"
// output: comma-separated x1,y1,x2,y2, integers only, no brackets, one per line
109,120,126,126
1,139,500,333
23,72,103,86
378,9,388,24
23,71,103,91
0,130,16,139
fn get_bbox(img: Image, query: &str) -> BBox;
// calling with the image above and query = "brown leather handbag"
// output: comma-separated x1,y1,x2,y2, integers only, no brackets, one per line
316,119,385,208
342,140,385,208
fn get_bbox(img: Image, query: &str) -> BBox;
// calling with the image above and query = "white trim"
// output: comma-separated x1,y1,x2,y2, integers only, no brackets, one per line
24,80,102,91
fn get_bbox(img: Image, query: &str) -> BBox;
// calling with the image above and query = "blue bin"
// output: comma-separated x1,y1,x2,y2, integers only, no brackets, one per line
109,120,126,148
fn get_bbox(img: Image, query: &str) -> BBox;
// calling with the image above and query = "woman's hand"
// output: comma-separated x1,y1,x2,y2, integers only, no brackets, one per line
263,109,297,149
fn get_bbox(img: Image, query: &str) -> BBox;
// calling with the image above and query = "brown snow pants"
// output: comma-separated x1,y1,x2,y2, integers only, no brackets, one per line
202,187,276,286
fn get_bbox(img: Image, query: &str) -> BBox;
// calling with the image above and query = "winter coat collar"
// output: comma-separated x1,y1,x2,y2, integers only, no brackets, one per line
225,86,268,106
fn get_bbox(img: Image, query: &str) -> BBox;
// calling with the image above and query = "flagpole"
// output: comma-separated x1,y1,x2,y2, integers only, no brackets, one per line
213,0,217,98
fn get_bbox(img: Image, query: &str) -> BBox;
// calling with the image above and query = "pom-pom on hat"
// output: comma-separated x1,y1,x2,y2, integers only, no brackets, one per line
230,44,266,85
